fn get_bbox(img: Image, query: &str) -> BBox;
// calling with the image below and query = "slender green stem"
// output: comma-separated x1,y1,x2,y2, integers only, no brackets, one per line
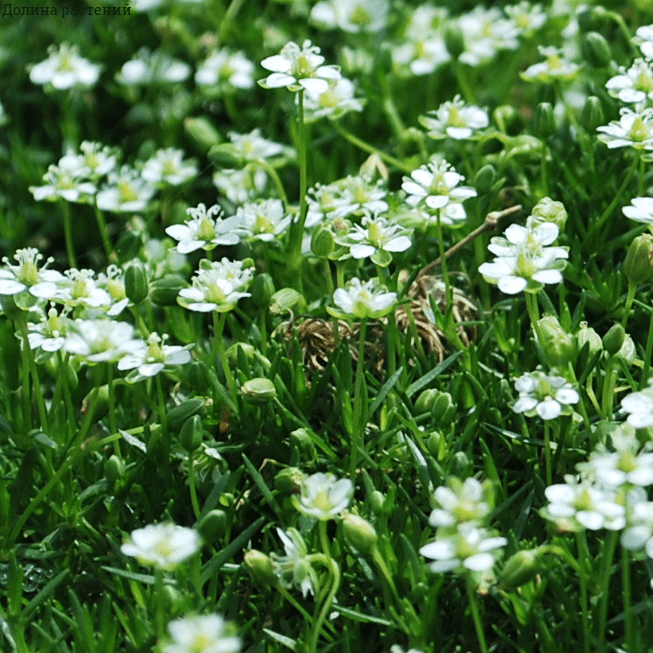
466,573,488,653
434,210,452,309
543,421,552,487
641,305,653,388
372,547,402,607
153,569,165,640
188,449,201,520
288,90,307,277
601,357,616,420
575,531,591,653
17,317,48,431
622,282,637,329
155,374,168,443
597,531,618,653
93,202,114,262
350,319,367,480
256,160,288,205
622,547,634,653
61,201,77,269
319,520,331,560
278,584,336,637
309,558,340,653
213,312,238,409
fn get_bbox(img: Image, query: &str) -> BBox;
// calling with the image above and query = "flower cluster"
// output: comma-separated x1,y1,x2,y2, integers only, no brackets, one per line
512,371,580,420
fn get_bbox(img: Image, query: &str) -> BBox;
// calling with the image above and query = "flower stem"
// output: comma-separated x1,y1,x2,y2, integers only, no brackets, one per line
596,530,618,653
622,547,634,653
640,304,653,389
575,531,591,653
18,317,48,431
62,201,77,269
288,90,307,279
308,558,340,653
466,573,489,653
188,449,201,520
93,202,114,262
350,319,367,480
543,421,552,486
213,312,238,410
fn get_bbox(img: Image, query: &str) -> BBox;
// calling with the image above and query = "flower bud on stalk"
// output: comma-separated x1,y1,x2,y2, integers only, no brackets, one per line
243,549,277,587
180,414,204,452
342,512,378,555
602,324,626,357
536,315,576,367
124,261,148,304
499,547,545,591
624,234,653,286
198,508,227,542
241,378,276,405
581,96,605,132
534,102,556,139
581,31,612,68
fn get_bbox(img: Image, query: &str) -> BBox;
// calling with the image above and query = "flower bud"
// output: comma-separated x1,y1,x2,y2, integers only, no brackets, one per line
81,384,109,421
208,143,242,168
443,23,465,59
616,334,636,366
473,164,496,194
536,315,576,367
528,197,568,231
290,428,316,457
427,431,443,458
534,102,556,139
188,360,211,390
414,389,437,414
360,153,388,182
581,96,605,133
151,274,187,306
0,295,23,320
167,397,206,430
197,508,227,543
250,273,275,308
274,467,304,494
243,549,277,587
432,391,455,425
576,322,603,357
269,288,307,316
162,584,184,611
582,31,612,68
241,378,277,405
493,105,520,135
624,233,653,286
342,512,378,555
370,490,386,516
450,451,472,478
504,135,544,163
124,261,149,304
226,342,255,367
180,414,204,452
311,225,335,259
184,116,222,152
602,323,625,357
498,548,544,591
105,454,125,485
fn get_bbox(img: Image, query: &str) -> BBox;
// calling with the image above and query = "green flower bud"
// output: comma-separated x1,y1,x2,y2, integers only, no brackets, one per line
184,116,222,152
536,315,576,367
529,197,568,231
274,467,304,494
290,428,316,457
124,261,149,304
602,323,625,357
226,342,255,367
414,389,437,414
342,512,378,555
0,295,23,320
504,135,544,163
180,414,204,452
197,508,227,542
208,143,242,168
450,451,472,478
162,584,184,611
432,391,455,425
241,378,277,405
576,322,603,357
534,102,556,139
493,105,520,135
151,274,187,306
250,273,275,308
427,431,443,458
370,490,386,516
443,23,465,59
243,549,277,587
625,233,653,286
104,454,125,485
582,31,612,68
81,384,109,421
616,334,636,366
167,397,206,430
581,96,605,133
311,225,335,259
115,230,142,262
269,288,307,316
577,7,606,32
473,164,496,194
499,548,544,591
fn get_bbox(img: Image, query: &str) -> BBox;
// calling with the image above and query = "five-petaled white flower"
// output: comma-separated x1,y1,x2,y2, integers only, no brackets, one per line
166,203,241,253
337,214,412,266
30,165,96,203
520,46,579,83
0,248,65,299
233,199,292,242
64,318,142,364
29,43,101,90
402,160,476,213
512,371,579,419
195,49,255,91
419,95,489,140
606,58,653,105
597,107,653,151
122,523,201,570
428,478,491,530
328,277,397,320
310,0,389,33
621,378,653,428
259,40,341,94
141,148,198,186
96,166,157,213
623,197,653,227
270,528,318,598
161,614,240,653
118,332,192,382
292,472,353,520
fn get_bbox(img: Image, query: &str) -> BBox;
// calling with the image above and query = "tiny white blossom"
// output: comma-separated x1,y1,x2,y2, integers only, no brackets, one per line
29,43,101,90
162,614,240,653
457,6,520,67
121,523,200,570
337,214,412,266
634,25,653,60
520,46,579,83
27,306,71,353
0,248,64,299
577,444,653,489
259,40,341,94
96,166,157,213
293,472,353,520
329,277,397,320
233,199,291,243
51,268,112,309
621,496,653,557
213,167,267,205
116,47,190,85
623,197,653,227
304,77,364,122
141,148,197,186
606,58,653,105
59,141,119,179
504,2,547,35
402,160,476,213
195,49,255,91
166,203,241,253
118,332,192,382
622,379,653,428
428,478,491,530
310,0,389,33
597,107,653,151
512,371,579,419
226,129,290,162
270,528,318,598
419,95,489,140
30,165,96,203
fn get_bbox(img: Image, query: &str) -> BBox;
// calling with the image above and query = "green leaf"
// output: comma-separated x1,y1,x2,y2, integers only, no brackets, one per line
406,350,462,397
263,628,297,650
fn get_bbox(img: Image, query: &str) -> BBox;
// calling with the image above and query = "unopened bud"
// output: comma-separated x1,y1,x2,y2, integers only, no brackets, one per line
625,233,653,286
274,467,304,494
269,288,306,315
528,197,568,231
290,428,316,457
414,389,437,414
311,225,335,259
243,549,277,587
241,378,276,405
576,322,603,357
581,96,605,133
536,315,576,367
474,164,496,194
124,261,149,304
197,509,227,542
250,273,276,308
180,414,204,452
499,548,544,591
603,323,626,357
184,116,222,152
450,452,472,478
105,454,125,485
151,274,186,306
226,342,255,367
342,513,378,555
534,102,556,139
443,23,465,59
582,31,612,68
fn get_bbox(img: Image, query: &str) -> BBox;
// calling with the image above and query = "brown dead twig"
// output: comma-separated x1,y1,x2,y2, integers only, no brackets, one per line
283,205,521,372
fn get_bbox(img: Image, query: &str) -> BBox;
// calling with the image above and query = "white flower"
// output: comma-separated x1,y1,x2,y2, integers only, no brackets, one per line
121,523,201,570
419,95,489,140
270,528,318,598
597,107,653,151
96,166,157,213
606,59,653,105
233,199,291,242
118,332,192,382
30,165,96,203
29,43,101,90
310,0,389,33
520,46,579,83
162,614,240,653
51,269,112,309
292,472,353,520
331,175,389,219
420,522,507,574
213,167,267,205
141,148,197,186
329,277,397,320
116,47,190,85
478,222,568,294
59,141,119,179
195,49,255,91
304,77,364,122
166,203,241,254
0,248,64,299
259,40,341,94
621,495,653,556
64,318,141,364
178,258,253,313
337,214,412,266
428,478,491,530
512,371,579,419
542,479,625,532
457,6,520,67
27,306,71,353
623,197,653,226
634,25,653,60
622,379,653,428
96,265,130,317
402,160,476,214
226,129,289,162
504,2,547,35
577,448,653,489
